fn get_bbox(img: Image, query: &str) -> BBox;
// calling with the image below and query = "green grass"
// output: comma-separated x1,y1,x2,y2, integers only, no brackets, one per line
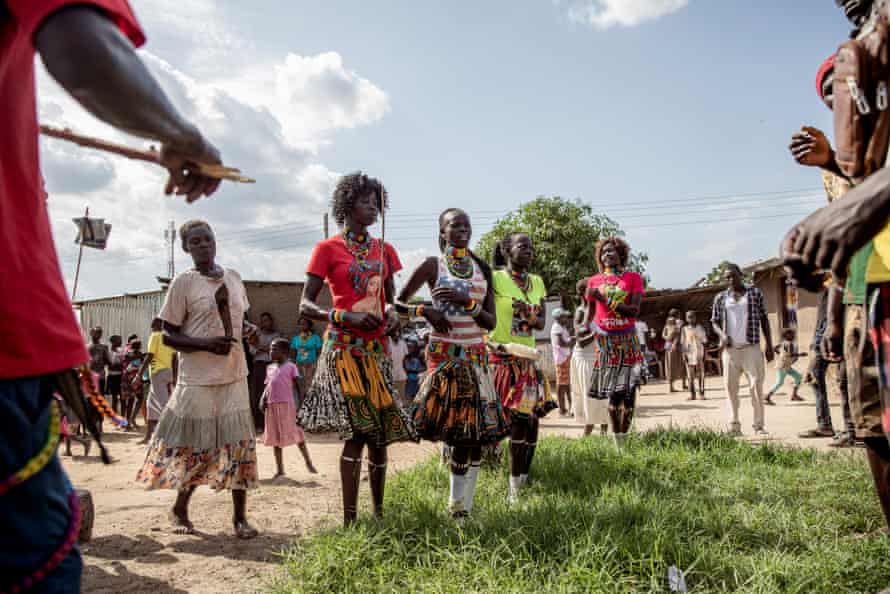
272,430,890,593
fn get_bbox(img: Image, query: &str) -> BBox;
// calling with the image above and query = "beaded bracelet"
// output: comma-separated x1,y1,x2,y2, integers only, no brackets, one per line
412,304,425,317
329,309,346,324
465,299,482,317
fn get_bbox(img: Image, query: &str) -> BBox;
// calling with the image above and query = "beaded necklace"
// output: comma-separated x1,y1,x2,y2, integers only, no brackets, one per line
343,229,371,264
510,268,531,296
343,229,383,294
444,245,473,279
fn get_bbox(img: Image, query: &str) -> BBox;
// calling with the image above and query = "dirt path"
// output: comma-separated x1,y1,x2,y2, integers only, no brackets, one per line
63,376,859,593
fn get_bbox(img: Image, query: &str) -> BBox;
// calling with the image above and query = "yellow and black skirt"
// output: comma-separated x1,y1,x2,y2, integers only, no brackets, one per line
298,330,417,447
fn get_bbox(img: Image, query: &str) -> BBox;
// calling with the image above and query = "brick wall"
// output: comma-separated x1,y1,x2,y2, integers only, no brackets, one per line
243,281,332,339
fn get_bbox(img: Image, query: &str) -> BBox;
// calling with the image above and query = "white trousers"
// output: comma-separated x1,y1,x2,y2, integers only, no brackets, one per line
721,344,765,431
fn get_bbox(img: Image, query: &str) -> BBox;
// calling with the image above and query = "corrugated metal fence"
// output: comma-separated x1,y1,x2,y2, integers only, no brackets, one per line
76,291,165,344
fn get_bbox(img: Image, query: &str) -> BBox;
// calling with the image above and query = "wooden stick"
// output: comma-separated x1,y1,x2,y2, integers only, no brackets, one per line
39,124,255,183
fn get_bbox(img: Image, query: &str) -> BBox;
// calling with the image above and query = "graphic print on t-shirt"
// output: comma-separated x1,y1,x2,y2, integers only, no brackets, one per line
511,298,534,338
434,276,472,315
351,267,383,317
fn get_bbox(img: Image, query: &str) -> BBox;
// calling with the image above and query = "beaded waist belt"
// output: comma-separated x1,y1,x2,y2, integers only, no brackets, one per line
325,328,386,357
428,340,486,364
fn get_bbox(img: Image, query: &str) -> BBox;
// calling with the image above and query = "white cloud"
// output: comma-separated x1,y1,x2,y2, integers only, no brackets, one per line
37,3,394,299
217,52,390,151
560,0,688,29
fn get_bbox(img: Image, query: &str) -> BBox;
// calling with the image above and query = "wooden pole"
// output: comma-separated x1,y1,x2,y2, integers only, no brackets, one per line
71,206,88,301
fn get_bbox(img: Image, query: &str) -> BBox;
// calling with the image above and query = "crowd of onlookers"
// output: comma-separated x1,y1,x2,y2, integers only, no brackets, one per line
81,312,436,445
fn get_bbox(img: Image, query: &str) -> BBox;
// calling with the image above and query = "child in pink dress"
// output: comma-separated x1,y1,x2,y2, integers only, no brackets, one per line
263,339,317,478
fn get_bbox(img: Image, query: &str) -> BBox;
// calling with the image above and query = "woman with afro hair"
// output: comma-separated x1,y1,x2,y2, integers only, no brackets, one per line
488,232,557,504
297,172,416,526
583,236,645,445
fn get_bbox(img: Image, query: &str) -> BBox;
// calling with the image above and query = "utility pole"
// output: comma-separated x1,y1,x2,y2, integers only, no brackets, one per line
164,220,176,277
323,212,329,238
71,206,88,301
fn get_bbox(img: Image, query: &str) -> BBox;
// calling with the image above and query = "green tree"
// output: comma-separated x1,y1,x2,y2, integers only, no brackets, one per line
475,196,648,307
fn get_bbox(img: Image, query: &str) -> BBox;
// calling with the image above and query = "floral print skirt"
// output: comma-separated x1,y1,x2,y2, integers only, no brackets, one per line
136,380,257,491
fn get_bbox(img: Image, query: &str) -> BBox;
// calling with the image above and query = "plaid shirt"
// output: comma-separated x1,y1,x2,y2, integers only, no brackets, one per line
711,286,767,346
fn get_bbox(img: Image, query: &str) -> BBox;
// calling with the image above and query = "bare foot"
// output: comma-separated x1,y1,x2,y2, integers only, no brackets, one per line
791,395,805,402
307,464,318,474
272,472,285,481
234,520,258,539
83,440,92,458
686,395,696,401
170,509,195,535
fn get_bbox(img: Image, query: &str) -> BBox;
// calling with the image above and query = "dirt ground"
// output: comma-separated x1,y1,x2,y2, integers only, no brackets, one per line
63,376,862,594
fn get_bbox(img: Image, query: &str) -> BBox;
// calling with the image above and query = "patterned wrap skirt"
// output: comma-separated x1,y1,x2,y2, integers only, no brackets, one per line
412,341,510,446
489,350,555,421
588,329,643,406
136,379,257,491
298,331,416,447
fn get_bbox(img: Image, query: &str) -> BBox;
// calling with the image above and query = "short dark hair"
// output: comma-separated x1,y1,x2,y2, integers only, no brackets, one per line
260,312,273,320
595,236,630,270
271,337,290,351
492,232,531,269
179,220,212,252
331,172,388,225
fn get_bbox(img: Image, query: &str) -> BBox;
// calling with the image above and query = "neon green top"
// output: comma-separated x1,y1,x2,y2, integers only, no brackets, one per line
488,269,546,348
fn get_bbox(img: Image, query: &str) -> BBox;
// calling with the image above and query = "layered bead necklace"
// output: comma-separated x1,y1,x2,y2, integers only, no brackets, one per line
343,229,371,263
510,268,530,294
444,246,473,279
343,229,379,293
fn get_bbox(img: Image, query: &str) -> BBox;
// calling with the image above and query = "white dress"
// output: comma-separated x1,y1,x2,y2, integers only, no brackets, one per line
571,318,609,426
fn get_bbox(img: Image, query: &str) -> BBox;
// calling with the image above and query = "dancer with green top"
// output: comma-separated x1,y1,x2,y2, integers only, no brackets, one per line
487,232,555,503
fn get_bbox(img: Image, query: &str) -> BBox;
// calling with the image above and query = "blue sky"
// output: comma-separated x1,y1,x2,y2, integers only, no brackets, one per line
39,1,854,298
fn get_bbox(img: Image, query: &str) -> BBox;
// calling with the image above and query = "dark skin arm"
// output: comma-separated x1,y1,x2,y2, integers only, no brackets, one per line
35,6,221,202
133,353,154,385
760,311,775,363
300,273,399,334
162,321,235,355
396,257,497,332
782,165,890,280
788,126,847,180
822,287,845,362
587,287,641,319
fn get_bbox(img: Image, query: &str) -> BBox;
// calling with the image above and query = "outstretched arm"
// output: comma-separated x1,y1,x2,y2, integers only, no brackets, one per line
35,6,221,202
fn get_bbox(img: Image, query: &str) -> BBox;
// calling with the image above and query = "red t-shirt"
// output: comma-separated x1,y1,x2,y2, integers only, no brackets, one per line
0,1,145,378
306,235,402,341
586,271,644,334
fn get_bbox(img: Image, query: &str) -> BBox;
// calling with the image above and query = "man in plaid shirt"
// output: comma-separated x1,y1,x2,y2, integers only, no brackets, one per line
711,264,774,435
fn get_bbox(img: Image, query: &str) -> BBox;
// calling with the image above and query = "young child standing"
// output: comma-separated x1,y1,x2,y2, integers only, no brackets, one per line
766,328,804,405
263,338,317,478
